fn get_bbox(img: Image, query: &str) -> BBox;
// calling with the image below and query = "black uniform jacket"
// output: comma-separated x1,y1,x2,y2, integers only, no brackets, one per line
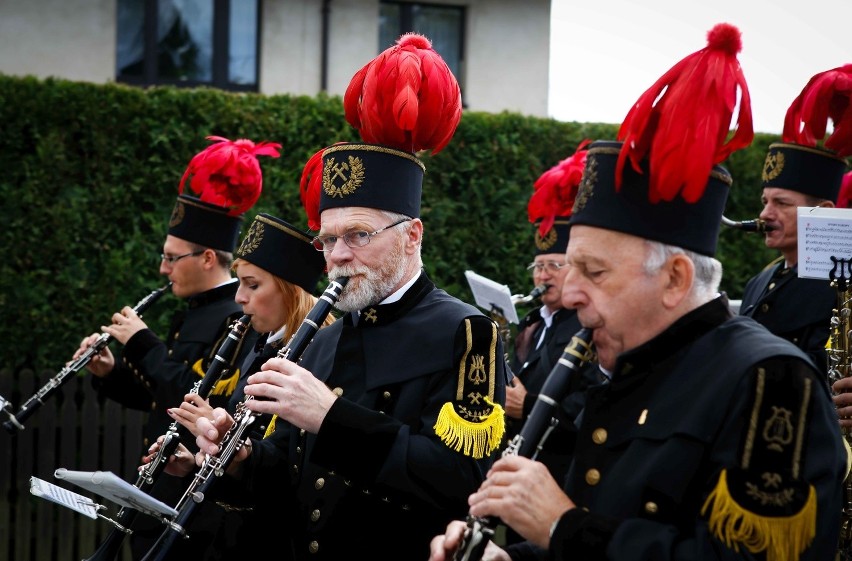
740,261,835,375
234,273,508,561
509,296,846,561
507,307,601,485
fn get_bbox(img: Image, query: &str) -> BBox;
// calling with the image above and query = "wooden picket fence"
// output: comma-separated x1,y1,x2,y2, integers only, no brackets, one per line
0,368,147,561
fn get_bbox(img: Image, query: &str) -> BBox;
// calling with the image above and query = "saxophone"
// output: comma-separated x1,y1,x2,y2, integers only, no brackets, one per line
829,257,852,560
140,277,348,561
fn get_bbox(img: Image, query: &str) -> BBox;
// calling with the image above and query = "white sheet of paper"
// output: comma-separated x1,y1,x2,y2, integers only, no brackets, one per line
797,207,852,280
54,468,178,518
465,270,520,324
30,476,100,519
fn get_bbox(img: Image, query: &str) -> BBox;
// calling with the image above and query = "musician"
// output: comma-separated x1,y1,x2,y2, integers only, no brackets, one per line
193,34,508,561
148,212,332,560
739,65,852,377
429,24,846,561
73,136,277,559
505,144,601,494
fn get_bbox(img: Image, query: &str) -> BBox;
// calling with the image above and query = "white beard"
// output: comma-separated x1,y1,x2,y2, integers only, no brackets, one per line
329,236,408,312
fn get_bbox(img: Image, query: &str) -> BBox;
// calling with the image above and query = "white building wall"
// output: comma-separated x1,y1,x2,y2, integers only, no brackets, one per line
0,0,550,118
0,0,116,84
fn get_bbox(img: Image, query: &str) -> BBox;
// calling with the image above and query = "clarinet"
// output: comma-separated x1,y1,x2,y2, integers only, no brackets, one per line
140,277,348,561
453,327,595,561
82,313,252,561
3,282,172,434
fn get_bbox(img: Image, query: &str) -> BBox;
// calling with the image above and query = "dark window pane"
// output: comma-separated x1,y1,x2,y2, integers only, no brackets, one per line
116,0,145,77
379,4,401,51
411,6,462,79
229,0,257,84
157,0,212,82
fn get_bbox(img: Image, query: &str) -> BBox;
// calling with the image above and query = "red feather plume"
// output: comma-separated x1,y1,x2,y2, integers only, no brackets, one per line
299,144,346,231
616,23,753,203
179,135,281,216
838,171,852,209
528,140,590,236
782,64,852,157
343,32,462,155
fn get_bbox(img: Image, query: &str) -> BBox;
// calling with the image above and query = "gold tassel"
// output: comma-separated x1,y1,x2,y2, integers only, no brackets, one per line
701,468,817,561
190,359,240,397
433,398,505,460
209,369,240,397
263,415,277,439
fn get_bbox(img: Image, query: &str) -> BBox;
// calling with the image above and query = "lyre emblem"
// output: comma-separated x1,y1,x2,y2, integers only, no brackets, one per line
467,355,487,385
762,405,793,451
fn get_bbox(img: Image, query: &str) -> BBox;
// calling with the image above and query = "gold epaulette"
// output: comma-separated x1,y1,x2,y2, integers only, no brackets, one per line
191,358,240,396
701,367,816,561
433,318,505,460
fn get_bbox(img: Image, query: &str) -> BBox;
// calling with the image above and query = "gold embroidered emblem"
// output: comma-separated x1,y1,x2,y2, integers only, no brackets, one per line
169,200,185,228
535,228,557,251
237,221,263,256
762,406,793,452
323,155,365,198
468,355,487,385
363,308,378,323
761,151,785,182
573,156,597,213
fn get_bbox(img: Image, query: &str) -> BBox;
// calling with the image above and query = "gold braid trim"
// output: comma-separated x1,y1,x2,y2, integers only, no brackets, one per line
190,359,240,396
701,468,817,561
434,397,505,460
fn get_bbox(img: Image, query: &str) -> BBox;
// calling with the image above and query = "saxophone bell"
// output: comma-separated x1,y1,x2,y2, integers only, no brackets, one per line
721,215,776,233
511,284,549,305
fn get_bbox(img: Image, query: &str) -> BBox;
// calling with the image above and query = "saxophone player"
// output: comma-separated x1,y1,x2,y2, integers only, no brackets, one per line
430,24,846,561
739,65,852,378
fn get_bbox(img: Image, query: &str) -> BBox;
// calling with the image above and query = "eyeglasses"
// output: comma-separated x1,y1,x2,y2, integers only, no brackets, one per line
527,261,566,274
312,219,411,252
160,250,204,265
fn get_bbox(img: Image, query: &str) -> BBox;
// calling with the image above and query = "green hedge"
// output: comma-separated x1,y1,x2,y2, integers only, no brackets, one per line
0,74,776,373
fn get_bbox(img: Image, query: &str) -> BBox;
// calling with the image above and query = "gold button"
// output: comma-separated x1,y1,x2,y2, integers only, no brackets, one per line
296,446,302,454
645,501,658,514
768,282,776,290
168,349,173,356
382,391,391,400
332,387,343,396
585,469,601,485
292,465,299,474
315,478,325,490
592,428,607,444
300,429,306,436
310,509,320,522
760,303,770,313
309,541,319,553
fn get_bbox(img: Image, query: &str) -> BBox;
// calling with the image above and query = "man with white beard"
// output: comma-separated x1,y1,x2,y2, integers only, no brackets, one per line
193,33,509,561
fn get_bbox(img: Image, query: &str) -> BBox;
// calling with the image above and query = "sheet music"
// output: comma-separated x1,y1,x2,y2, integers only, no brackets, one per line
464,270,520,324
54,468,178,518
30,476,100,519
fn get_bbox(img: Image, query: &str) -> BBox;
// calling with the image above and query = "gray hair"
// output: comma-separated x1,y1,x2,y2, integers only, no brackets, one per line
642,240,722,298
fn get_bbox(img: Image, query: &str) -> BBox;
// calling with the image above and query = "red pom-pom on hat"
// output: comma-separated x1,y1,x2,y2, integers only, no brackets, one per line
179,135,282,216
616,23,753,203
528,140,590,237
343,32,462,155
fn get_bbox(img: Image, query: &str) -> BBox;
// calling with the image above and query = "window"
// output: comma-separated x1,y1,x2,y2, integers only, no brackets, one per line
116,0,259,91
379,2,465,97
